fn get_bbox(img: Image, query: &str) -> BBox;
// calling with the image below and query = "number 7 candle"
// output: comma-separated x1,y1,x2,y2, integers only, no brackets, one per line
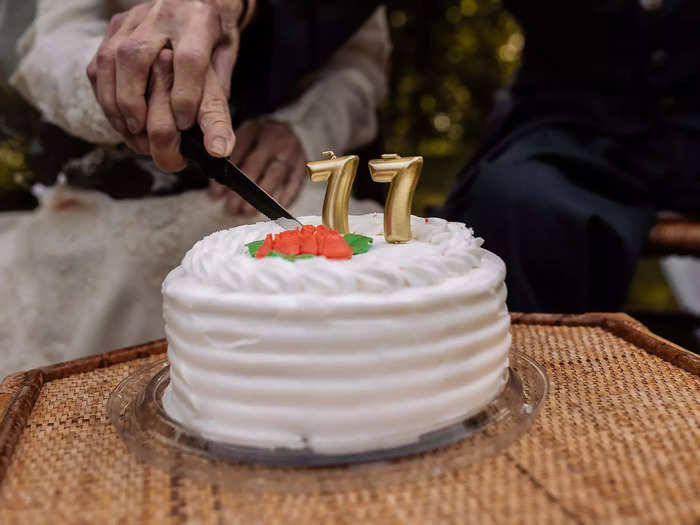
306,151,359,235
369,154,423,243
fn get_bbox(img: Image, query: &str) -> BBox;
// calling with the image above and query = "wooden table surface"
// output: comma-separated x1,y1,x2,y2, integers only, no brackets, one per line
0,313,698,524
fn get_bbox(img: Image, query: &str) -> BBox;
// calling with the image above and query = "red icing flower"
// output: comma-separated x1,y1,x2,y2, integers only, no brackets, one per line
259,225,354,260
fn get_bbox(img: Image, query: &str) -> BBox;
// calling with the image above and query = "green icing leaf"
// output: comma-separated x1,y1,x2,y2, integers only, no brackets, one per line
343,233,373,255
266,251,314,262
245,240,264,257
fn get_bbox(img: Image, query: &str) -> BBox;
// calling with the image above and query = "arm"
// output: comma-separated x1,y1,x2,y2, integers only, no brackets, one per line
10,0,122,144
270,6,391,160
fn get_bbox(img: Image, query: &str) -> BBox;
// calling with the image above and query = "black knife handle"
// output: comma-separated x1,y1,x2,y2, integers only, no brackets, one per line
180,127,209,167
180,127,241,191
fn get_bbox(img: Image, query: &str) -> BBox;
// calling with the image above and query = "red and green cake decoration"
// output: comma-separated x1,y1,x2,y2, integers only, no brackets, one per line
246,224,373,261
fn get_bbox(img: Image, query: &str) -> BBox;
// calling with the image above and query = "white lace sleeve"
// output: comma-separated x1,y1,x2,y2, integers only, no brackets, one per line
269,6,391,160
9,0,123,144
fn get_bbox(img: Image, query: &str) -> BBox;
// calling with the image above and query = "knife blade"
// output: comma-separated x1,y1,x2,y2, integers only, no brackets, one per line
180,127,302,230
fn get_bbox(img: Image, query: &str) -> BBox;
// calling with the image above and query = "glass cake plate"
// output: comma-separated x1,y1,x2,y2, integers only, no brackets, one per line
108,352,547,492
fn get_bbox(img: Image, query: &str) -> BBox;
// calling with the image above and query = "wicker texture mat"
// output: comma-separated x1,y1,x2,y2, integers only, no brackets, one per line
0,315,699,524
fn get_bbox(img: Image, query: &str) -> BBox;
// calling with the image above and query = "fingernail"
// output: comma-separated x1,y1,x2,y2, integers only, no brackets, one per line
126,118,140,134
210,137,227,156
110,118,126,134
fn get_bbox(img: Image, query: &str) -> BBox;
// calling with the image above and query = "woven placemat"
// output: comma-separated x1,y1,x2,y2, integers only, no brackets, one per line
0,314,698,524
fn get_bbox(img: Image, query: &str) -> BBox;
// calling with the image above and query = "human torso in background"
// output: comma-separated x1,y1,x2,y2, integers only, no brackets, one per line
496,0,700,213
507,0,700,100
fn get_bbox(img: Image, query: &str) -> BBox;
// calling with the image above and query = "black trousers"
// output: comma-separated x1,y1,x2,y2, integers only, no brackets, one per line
436,113,700,314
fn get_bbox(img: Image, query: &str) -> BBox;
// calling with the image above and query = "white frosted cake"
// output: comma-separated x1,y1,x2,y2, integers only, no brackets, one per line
162,214,510,454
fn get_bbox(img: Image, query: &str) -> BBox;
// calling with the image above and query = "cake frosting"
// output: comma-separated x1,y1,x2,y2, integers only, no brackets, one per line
162,214,510,454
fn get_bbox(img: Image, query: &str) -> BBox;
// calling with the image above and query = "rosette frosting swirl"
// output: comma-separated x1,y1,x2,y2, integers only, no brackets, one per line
180,214,486,295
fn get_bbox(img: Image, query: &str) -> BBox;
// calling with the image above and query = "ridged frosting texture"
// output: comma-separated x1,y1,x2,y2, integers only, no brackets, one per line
162,214,510,454
180,214,484,294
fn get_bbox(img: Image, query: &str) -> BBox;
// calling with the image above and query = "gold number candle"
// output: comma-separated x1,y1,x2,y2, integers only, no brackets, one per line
368,154,423,243
306,151,359,234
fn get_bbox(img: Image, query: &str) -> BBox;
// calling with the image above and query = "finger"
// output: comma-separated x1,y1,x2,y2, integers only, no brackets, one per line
171,3,220,130
258,160,288,198
279,163,306,208
115,25,168,135
94,41,126,134
224,119,266,215
230,120,261,165
211,36,239,98
210,0,242,97
93,9,149,135
239,148,278,216
224,191,245,216
238,148,274,215
107,11,129,37
239,148,271,184
87,12,126,99
208,180,227,199
244,160,287,215
239,203,257,217
147,49,186,172
211,0,245,31
198,67,235,158
123,133,150,155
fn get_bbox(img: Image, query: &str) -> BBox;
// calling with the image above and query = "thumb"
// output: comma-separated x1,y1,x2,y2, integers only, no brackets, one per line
197,66,235,158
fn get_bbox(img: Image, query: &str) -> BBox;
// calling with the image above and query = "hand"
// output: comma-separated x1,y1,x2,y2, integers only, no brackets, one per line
86,0,243,160
146,49,233,172
209,120,308,216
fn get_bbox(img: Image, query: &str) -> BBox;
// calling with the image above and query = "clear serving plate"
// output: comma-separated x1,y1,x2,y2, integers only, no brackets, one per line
108,352,547,492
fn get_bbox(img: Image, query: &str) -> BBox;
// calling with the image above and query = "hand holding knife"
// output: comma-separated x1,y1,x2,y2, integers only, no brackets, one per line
180,127,302,230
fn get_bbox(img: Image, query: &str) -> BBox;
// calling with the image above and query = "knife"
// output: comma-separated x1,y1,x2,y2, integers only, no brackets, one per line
180,127,302,230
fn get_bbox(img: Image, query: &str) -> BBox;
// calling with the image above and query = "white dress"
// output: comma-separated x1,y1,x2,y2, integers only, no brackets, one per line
0,1,389,376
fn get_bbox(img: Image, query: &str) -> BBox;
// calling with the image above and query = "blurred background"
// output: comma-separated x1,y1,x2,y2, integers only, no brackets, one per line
381,0,521,214
0,0,697,350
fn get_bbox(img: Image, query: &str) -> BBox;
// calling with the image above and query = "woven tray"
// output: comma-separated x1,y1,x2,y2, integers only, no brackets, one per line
1,313,698,524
